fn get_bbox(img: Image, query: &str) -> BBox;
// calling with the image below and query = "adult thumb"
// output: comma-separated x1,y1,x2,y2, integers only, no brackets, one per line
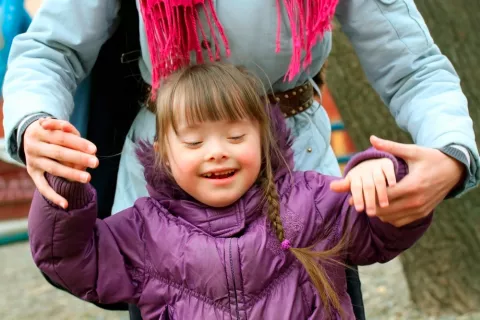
370,135,417,160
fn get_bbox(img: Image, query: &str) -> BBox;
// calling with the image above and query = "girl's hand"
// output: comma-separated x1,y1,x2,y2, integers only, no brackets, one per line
23,118,98,208
330,158,397,216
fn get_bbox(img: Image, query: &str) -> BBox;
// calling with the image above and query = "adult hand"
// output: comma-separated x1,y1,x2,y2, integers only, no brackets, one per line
23,118,98,208
369,135,465,227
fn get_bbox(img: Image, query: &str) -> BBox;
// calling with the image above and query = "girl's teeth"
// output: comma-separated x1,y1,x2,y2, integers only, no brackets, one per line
203,170,235,177
214,170,233,176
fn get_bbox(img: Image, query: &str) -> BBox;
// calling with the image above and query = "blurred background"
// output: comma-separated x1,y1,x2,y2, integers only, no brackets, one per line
0,0,479,319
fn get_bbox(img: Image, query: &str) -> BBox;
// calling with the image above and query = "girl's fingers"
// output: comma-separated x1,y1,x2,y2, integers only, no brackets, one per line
361,173,376,216
350,175,365,212
373,167,388,208
382,159,397,187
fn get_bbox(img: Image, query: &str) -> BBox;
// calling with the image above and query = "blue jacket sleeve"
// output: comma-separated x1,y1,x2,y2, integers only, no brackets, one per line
2,0,120,162
335,0,479,192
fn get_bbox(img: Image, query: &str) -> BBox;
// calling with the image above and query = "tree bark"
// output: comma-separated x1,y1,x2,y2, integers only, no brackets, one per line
327,0,480,315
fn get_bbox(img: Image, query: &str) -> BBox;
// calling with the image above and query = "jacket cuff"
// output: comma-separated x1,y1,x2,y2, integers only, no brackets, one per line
439,144,477,198
45,173,94,210
344,147,409,181
12,113,54,164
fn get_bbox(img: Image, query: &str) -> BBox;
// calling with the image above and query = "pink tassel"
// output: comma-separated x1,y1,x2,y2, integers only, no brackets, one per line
139,0,338,99
195,7,213,62
206,0,230,56
281,239,291,250
279,0,338,82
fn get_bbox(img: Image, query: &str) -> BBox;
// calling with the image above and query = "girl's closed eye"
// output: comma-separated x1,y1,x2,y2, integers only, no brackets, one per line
228,134,246,142
183,141,203,148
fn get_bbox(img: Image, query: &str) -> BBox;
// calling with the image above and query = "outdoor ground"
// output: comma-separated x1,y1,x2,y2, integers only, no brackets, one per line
1,241,479,320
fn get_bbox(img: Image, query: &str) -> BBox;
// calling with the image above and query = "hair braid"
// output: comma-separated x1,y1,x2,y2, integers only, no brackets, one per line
261,138,346,319
261,155,285,243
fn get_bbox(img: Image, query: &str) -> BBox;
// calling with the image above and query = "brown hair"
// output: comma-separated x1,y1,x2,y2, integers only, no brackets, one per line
152,62,346,317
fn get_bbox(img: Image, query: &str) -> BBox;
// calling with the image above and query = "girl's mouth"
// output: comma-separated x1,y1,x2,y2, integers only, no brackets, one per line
202,169,237,179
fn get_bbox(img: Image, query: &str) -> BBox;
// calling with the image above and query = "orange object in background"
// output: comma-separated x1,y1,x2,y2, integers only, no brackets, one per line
320,87,357,173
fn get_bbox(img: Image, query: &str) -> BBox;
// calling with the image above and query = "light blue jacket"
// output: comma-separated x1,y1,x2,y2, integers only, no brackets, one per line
2,0,479,194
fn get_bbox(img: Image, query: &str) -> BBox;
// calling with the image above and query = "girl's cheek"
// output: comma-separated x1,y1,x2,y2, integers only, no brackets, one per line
237,145,262,168
171,154,201,174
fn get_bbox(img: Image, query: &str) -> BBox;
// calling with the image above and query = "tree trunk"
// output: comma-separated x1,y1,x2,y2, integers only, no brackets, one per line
327,0,480,315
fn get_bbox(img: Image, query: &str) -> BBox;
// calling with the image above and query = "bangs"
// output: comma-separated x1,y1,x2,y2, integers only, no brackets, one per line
156,63,267,134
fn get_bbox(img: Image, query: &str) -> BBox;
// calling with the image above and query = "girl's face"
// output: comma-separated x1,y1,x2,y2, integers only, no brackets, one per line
162,118,262,207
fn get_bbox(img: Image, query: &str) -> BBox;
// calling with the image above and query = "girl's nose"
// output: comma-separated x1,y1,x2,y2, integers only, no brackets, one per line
205,141,229,162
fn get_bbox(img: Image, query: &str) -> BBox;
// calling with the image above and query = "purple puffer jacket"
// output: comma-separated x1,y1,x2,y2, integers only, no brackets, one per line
28,112,432,319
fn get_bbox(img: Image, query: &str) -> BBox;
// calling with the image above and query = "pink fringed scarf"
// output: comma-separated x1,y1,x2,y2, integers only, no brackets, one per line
140,0,339,97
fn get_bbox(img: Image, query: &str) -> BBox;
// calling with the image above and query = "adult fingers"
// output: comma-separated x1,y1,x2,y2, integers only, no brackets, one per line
370,135,418,161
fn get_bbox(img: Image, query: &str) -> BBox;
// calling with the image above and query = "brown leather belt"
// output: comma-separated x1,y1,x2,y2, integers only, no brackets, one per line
146,81,316,118
267,81,315,118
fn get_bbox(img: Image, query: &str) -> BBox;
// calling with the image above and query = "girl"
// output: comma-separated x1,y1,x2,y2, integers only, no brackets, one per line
29,63,432,319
